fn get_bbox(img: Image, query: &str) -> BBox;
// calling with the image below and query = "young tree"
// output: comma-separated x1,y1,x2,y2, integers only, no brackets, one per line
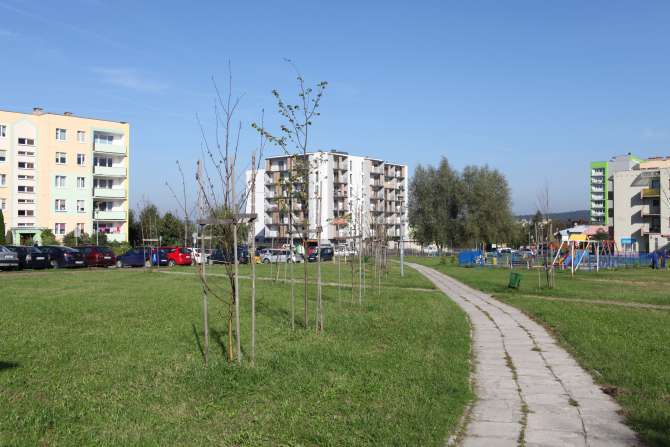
195,67,263,365
253,62,328,329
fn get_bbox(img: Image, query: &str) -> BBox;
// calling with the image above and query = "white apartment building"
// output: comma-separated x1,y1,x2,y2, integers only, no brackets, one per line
245,151,408,247
613,158,670,252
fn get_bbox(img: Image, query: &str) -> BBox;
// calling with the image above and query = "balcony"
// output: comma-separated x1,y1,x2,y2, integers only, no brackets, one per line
93,143,126,156
641,188,660,199
94,166,126,177
641,208,661,217
93,188,126,199
641,225,661,235
94,210,126,221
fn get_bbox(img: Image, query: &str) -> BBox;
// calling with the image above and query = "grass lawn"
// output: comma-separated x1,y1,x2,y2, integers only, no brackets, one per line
0,263,469,446
409,257,670,447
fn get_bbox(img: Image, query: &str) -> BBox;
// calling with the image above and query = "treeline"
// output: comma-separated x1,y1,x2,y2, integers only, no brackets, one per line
408,157,515,250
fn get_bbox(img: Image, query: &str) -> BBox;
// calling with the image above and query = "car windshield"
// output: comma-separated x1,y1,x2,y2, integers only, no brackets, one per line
99,247,114,255
180,248,190,254
62,247,79,253
0,246,10,253
30,247,43,253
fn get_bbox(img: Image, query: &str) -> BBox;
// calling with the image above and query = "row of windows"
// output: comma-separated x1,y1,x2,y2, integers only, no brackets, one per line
55,176,87,188
55,199,86,213
0,128,115,145
54,222,86,236
0,150,87,165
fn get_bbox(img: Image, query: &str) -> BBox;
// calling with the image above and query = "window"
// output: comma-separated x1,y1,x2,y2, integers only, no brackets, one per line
94,178,112,189
56,128,67,141
17,150,35,157
0,198,4,209
77,131,86,143
0,125,6,137
55,199,66,212
77,177,85,188
0,150,5,162
94,157,113,167
55,176,66,188
94,134,114,145
18,198,34,204
17,185,34,193
18,161,34,169
18,137,35,146
76,223,85,234
77,153,86,166
77,200,85,213
56,152,66,164
18,209,34,217
17,175,34,180
54,223,66,235
0,174,5,186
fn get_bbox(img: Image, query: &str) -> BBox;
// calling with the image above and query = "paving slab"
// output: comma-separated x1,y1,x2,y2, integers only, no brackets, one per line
408,263,641,447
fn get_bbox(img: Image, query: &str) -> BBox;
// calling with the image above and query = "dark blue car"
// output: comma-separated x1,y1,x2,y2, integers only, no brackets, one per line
116,247,168,268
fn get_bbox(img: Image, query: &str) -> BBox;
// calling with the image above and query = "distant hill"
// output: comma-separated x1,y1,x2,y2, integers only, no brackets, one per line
517,210,590,222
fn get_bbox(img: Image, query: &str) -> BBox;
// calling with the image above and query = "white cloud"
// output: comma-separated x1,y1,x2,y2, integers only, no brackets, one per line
91,67,168,93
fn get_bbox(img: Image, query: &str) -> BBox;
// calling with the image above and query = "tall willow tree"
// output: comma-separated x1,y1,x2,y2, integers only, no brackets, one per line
409,157,514,249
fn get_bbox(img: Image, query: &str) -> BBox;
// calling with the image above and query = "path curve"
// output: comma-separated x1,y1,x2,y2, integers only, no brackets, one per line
408,263,640,447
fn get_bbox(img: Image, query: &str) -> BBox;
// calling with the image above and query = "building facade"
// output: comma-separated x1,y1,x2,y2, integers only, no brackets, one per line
589,154,641,225
0,108,129,244
613,163,670,253
245,151,408,247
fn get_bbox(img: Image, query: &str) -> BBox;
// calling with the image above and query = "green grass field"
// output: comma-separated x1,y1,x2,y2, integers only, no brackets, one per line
409,257,670,447
0,262,470,446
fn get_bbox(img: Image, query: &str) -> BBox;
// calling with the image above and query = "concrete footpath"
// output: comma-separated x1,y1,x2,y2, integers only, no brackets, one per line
409,263,640,447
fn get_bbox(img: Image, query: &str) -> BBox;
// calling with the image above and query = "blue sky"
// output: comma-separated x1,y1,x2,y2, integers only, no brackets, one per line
2,0,669,214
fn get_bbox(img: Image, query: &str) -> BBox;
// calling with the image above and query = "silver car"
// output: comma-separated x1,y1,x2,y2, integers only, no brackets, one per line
0,245,19,270
260,249,303,263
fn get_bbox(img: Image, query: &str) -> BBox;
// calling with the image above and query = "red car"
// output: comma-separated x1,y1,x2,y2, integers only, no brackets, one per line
77,245,117,267
161,246,192,266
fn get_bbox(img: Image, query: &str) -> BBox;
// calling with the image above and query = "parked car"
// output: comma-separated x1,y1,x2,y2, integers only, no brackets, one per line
0,245,20,270
191,247,210,265
6,245,50,270
334,246,356,257
209,246,250,264
116,247,152,268
77,245,117,267
40,246,86,268
151,248,170,266
260,249,303,264
161,246,193,267
308,246,335,262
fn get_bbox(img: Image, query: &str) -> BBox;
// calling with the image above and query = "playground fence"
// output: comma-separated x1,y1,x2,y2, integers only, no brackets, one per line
458,250,657,271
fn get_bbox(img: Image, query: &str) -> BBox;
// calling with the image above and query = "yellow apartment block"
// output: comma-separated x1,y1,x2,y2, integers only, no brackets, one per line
0,108,129,244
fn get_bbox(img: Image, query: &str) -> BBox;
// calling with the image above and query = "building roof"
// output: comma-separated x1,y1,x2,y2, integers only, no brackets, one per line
0,107,128,125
